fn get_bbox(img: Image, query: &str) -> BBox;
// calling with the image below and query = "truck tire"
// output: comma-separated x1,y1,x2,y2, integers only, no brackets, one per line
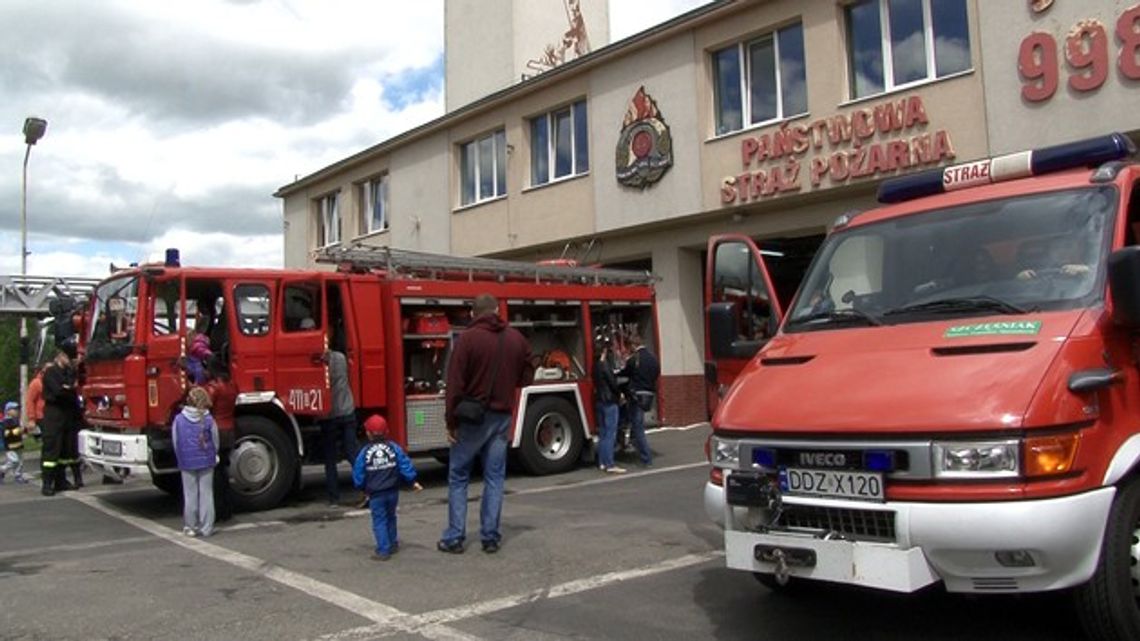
1074,476,1140,641
227,415,298,512
518,396,583,475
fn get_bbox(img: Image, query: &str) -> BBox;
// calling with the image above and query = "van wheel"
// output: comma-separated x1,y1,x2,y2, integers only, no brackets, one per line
227,415,297,512
1074,476,1140,641
518,396,583,475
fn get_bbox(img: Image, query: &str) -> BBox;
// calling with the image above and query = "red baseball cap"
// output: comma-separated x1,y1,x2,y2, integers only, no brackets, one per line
364,415,388,436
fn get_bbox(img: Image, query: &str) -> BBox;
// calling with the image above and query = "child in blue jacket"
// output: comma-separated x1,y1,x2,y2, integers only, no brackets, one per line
352,415,421,560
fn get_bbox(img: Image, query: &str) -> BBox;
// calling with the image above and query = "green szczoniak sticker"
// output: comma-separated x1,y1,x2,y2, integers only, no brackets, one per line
944,320,1042,338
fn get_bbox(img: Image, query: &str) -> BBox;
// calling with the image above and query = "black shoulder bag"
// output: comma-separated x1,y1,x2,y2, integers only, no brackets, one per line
454,331,506,425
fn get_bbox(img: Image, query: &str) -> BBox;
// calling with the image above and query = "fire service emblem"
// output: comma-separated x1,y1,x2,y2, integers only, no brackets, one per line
615,86,673,189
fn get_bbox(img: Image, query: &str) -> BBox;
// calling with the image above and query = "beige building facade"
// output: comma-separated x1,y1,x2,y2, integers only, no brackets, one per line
977,0,1140,154
279,0,1139,425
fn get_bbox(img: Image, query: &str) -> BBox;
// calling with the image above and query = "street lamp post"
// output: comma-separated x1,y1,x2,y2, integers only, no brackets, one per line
19,117,47,429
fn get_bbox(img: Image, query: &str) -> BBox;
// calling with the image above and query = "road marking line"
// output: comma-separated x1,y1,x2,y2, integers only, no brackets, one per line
67,493,486,641
315,551,724,641
0,535,156,560
647,422,710,433
329,461,710,521
509,461,708,497
0,518,284,562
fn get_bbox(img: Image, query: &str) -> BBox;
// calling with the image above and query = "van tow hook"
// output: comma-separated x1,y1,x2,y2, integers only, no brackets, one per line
771,548,790,585
755,544,817,585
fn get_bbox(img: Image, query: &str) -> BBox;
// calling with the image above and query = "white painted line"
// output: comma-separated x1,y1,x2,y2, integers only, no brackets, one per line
647,422,710,433
333,461,710,519
66,493,486,641
509,461,708,498
316,551,724,641
0,535,156,560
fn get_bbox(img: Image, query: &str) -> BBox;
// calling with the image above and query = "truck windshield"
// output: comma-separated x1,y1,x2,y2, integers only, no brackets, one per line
86,275,140,360
786,186,1117,331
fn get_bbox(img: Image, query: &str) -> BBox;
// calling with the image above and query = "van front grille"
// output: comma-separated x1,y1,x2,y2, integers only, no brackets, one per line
778,504,896,542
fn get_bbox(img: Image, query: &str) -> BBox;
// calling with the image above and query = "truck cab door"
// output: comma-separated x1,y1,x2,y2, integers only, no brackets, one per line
147,276,187,426
274,277,331,417
227,280,274,394
704,234,783,413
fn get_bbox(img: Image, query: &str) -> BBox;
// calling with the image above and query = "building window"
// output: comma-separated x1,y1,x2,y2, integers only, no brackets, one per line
712,22,808,136
460,129,507,206
845,0,971,100
359,174,389,235
530,99,588,186
316,193,340,247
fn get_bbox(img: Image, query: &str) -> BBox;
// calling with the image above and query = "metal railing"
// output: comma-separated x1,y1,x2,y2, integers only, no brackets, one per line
316,244,655,287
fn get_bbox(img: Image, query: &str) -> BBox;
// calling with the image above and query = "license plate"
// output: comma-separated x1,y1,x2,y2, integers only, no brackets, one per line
778,467,884,502
102,440,123,457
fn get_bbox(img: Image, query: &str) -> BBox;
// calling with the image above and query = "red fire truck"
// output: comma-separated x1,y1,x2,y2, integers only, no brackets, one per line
76,246,657,511
703,133,1140,640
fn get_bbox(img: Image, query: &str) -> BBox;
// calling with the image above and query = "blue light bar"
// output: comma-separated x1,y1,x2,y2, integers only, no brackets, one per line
877,132,1136,204
1031,133,1135,174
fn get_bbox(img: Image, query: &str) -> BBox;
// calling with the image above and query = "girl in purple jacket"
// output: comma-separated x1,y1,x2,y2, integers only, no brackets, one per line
173,387,219,537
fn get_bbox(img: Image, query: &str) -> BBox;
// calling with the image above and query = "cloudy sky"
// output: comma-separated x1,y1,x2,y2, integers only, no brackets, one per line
0,0,711,279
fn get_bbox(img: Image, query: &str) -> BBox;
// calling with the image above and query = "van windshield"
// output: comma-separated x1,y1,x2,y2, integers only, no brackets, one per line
786,186,1117,331
86,275,140,360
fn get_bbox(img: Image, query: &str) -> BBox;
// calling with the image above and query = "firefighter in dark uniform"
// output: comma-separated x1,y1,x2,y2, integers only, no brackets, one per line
41,343,80,496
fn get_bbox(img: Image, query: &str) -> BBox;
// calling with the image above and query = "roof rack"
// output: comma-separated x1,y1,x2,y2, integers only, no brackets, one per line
316,244,655,287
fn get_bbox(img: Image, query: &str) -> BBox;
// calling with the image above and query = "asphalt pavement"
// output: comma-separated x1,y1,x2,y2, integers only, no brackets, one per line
0,426,1084,641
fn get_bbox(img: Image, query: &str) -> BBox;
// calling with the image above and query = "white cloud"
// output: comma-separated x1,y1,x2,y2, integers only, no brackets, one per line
1,0,710,282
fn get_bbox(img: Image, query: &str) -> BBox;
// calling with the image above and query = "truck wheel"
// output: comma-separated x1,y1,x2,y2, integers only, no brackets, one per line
227,415,298,512
518,396,583,475
1074,477,1140,641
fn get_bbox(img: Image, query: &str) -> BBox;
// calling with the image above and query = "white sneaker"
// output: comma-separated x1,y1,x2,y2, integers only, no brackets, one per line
182,527,198,537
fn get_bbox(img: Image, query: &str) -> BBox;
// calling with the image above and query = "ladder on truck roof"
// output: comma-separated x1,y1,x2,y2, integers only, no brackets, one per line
317,244,655,287
0,275,102,317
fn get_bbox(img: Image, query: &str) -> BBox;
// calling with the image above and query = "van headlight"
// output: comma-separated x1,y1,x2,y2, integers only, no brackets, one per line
932,440,1019,478
711,437,740,469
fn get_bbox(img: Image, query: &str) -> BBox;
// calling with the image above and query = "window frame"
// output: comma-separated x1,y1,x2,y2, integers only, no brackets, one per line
234,283,271,337
459,128,507,207
359,174,390,236
712,21,808,137
316,192,340,248
844,0,972,101
530,98,589,187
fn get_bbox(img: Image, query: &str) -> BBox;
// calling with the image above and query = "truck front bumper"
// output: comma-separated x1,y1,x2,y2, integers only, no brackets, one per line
705,480,1115,593
78,429,152,478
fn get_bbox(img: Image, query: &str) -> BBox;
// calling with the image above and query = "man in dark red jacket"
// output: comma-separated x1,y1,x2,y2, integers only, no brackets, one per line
439,294,533,555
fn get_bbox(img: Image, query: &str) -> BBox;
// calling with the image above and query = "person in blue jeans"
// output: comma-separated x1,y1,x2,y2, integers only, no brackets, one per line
352,415,421,561
320,349,358,507
619,334,658,467
592,338,625,474
439,294,533,555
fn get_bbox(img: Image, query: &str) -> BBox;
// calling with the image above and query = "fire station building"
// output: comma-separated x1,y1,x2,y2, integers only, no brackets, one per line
277,0,1140,426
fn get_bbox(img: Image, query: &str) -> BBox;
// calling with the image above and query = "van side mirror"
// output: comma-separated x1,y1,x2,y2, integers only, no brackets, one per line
708,301,762,360
1108,246,1140,328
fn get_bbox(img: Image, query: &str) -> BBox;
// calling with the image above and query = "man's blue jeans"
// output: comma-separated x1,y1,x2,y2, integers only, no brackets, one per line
594,402,619,469
320,415,359,502
368,489,399,555
441,410,510,546
628,403,652,465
